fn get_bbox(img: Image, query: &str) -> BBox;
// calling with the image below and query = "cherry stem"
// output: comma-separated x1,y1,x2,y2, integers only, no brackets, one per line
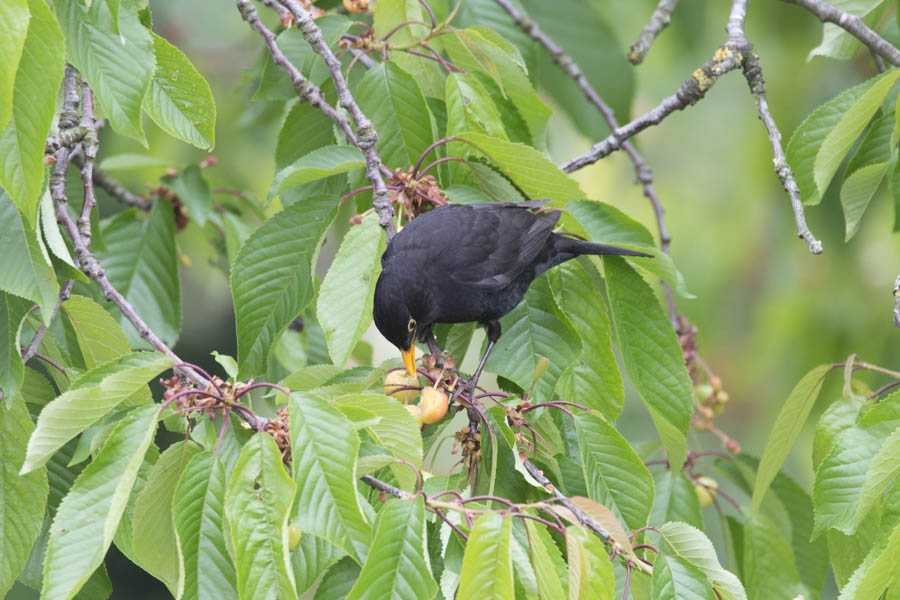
233,381,291,399
381,19,430,43
412,137,457,178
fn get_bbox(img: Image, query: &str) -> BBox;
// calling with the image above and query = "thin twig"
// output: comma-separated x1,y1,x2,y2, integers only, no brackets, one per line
21,281,74,363
77,81,99,245
494,0,678,320
266,0,397,239
784,0,900,66
727,1,823,255
629,0,681,65
70,155,152,211
521,459,611,543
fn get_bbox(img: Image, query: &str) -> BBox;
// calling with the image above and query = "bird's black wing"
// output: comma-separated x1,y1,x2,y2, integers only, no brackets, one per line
447,203,560,289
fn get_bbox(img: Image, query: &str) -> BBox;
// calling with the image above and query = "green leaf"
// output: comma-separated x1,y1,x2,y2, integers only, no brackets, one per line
651,555,715,600
812,396,900,536
605,256,692,471
457,132,584,202
443,27,551,147
356,62,434,169
254,15,350,101
22,351,173,473
0,189,60,324
656,522,747,600
289,392,372,562
95,205,181,348
292,534,345,597
743,511,804,600
787,75,881,205
131,441,201,594
173,451,238,600
225,433,298,600
521,0,633,136
839,518,900,600
549,260,623,420
892,156,900,232
0,397,48,597
566,526,615,600
0,0,29,131
814,69,900,196
523,518,567,600
232,197,339,378
575,413,654,532
333,393,423,489
650,471,703,530
841,162,890,241
346,498,437,600
808,1,885,61
445,73,507,139
0,0,64,224
166,165,212,227
60,295,130,370
41,404,158,600
814,394,862,468
144,32,216,149
484,275,581,402
457,513,513,600
318,214,384,367
314,557,361,600
54,0,155,143
39,190,86,283
0,292,29,403
752,364,832,512
275,145,365,194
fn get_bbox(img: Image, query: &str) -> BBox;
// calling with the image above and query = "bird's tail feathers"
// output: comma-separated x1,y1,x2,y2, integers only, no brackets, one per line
562,238,653,258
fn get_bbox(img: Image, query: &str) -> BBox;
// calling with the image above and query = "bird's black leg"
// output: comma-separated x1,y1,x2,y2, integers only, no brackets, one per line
452,320,501,408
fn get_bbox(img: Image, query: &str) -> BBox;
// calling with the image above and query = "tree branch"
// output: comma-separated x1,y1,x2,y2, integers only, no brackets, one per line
237,0,396,239
494,0,677,324
727,1,824,254
76,80,99,245
71,155,152,211
44,70,265,427
784,0,900,67
21,281,74,364
276,0,396,239
629,0,681,65
561,0,823,255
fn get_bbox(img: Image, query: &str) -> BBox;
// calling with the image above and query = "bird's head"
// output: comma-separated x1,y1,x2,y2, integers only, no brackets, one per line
373,275,418,376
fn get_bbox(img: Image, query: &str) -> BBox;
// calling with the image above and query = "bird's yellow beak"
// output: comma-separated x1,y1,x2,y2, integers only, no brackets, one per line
401,345,416,377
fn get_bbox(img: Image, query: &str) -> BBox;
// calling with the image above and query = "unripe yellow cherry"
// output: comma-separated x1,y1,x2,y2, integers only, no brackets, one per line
384,370,420,404
419,387,449,424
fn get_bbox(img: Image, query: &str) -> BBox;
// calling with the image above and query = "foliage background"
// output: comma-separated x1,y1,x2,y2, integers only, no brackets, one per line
6,0,899,598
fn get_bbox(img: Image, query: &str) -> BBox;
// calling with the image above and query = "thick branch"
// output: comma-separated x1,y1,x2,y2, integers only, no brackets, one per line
629,0,680,64
277,0,396,239
238,0,396,239
784,0,900,66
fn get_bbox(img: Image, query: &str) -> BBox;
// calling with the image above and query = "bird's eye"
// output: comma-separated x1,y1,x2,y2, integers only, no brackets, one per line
407,318,416,332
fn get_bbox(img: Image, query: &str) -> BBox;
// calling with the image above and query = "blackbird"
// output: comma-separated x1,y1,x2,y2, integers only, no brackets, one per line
373,200,652,397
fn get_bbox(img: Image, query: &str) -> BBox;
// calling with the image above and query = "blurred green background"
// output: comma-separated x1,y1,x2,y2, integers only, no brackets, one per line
10,0,900,598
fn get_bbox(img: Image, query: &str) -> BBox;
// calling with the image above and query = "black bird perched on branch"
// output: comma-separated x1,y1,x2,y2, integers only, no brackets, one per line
373,200,652,398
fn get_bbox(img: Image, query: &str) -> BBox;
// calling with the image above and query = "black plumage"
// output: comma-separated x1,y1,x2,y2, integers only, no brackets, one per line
373,201,652,392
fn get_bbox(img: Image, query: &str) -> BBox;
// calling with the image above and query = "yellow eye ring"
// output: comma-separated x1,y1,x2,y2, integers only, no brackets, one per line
407,318,416,332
